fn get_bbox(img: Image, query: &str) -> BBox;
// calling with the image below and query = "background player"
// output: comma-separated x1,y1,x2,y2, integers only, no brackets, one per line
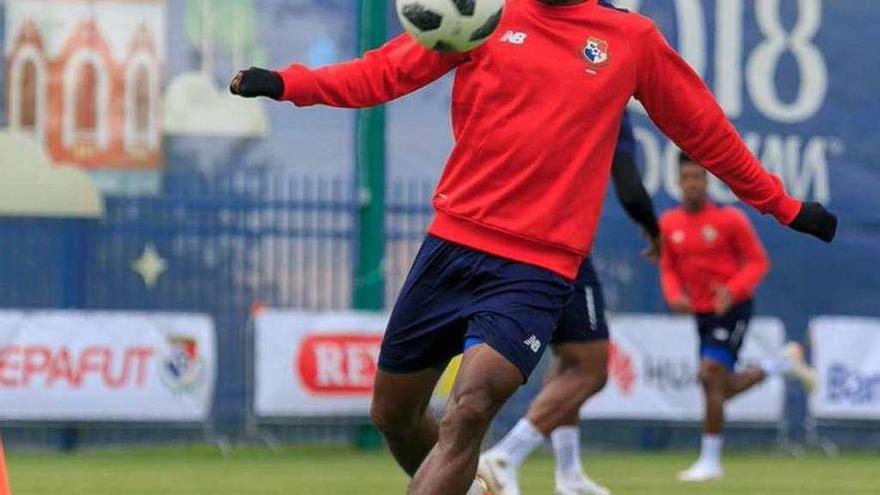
659,152,817,483
479,113,658,495
230,1,837,493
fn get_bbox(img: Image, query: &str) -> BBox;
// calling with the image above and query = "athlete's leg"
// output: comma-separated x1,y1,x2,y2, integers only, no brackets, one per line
410,343,523,495
726,342,819,399
531,259,610,434
724,368,766,399
697,301,753,437
677,356,729,482
371,368,444,476
374,236,474,477
527,341,609,434
681,301,755,482
481,258,610,495
681,341,738,482
480,343,610,495
541,342,611,495
412,257,570,494
699,358,729,436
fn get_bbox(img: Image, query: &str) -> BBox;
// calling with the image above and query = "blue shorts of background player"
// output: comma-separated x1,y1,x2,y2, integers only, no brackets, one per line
695,299,753,370
553,258,610,345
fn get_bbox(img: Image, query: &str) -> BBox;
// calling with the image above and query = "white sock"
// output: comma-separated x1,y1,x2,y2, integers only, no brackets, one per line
760,357,791,376
698,434,724,467
551,426,584,479
491,418,545,467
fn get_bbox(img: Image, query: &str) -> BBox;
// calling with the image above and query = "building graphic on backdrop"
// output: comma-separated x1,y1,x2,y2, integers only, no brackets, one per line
163,0,268,137
4,0,165,170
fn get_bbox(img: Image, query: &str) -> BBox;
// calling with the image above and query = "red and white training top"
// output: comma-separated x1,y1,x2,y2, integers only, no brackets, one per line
277,0,801,279
659,203,770,313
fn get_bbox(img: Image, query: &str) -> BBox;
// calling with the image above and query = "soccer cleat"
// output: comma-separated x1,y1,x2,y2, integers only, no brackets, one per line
478,452,520,495
677,462,723,483
467,476,492,495
783,342,817,393
555,473,612,495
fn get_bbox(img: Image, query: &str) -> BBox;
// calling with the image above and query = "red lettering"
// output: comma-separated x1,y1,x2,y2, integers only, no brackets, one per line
298,335,382,395
79,346,109,385
0,345,156,389
0,346,21,387
608,342,637,396
48,348,79,387
132,347,154,388
104,348,130,389
22,346,51,386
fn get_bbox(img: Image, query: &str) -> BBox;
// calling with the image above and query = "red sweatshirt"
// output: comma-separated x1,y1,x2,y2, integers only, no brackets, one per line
278,0,801,279
659,203,770,313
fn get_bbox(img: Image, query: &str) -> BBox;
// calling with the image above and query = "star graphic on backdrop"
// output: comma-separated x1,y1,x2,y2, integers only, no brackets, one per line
131,243,167,289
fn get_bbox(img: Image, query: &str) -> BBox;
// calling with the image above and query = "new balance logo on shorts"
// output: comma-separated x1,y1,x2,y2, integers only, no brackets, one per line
712,327,730,342
524,335,541,353
500,31,527,45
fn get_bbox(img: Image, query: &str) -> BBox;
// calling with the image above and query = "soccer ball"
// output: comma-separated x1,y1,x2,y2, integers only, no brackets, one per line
395,0,505,52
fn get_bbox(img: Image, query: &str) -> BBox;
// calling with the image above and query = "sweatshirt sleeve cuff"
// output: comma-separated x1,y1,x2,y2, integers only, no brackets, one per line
662,287,683,305
725,283,747,302
770,194,802,226
278,64,316,105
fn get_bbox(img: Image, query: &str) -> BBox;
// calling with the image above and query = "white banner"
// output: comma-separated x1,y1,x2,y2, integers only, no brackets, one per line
0,310,215,421
809,317,880,420
581,315,785,422
254,310,387,417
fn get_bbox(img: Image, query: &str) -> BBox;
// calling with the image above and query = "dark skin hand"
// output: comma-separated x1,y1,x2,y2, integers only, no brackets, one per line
229,67,284,99
642,230,661,263
712,285,734,316
229,72,243,94
670,295,693,314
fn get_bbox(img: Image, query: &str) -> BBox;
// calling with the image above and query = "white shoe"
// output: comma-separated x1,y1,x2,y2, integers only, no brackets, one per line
467,477,491,495
784,342,817,392
478,452,520,495
555,472,611,495
677,461,723,482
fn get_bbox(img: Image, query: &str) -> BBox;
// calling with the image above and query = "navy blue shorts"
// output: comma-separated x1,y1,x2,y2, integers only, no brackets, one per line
378,236,573,381
552,257,609,345
695,299,753,370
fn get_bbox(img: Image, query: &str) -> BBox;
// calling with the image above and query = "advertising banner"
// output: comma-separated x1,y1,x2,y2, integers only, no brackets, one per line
254,310,387,417
809,317,880,420
582,315,785,422
0,310,215,421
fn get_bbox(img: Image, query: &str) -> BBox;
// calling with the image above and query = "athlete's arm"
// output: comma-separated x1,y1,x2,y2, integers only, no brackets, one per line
658,216,691,313
611,114,660,259
633,23,836,242
231,34,465,108
723,209,770,302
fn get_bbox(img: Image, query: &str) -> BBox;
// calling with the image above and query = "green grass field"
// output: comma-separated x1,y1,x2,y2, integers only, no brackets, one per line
6,445,878,495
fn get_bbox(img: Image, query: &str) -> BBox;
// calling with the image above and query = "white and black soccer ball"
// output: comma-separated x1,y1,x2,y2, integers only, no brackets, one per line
396,0,505,52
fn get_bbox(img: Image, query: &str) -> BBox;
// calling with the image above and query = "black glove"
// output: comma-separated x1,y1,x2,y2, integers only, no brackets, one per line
789,202,838,243
229,67,284,99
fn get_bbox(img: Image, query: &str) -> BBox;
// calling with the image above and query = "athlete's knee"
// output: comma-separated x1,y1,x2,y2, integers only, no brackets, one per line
371,400,422,438
370,368,439,438
441,389,497,436
558,344,609,395
570,361,608,395
699,359,726,380
589,367,609,395
699,360,728,395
